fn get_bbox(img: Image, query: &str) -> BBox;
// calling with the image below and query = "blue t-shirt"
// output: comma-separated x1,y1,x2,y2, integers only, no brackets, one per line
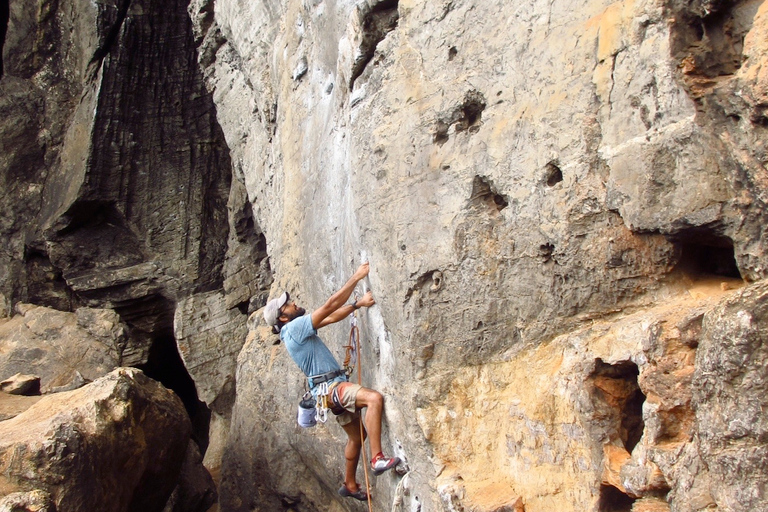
281,314,344,390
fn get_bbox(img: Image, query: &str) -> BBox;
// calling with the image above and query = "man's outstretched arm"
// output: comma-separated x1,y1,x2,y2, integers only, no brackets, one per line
311,263,370,329
316,291,375,329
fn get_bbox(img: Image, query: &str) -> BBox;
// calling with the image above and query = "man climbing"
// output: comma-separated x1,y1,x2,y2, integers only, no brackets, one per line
263,262,400,501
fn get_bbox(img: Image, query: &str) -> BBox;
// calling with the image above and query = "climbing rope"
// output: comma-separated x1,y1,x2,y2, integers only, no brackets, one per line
391,471,411,512
350,301,374,512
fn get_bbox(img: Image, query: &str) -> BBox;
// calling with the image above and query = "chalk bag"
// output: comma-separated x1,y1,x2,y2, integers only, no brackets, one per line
298,392,317,428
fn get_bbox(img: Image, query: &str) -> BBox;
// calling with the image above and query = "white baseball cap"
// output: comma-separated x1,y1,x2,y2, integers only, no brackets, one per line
263,291,290,327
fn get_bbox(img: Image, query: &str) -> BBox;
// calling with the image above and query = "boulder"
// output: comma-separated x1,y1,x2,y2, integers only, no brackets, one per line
0,305,125,393
0,368,192,512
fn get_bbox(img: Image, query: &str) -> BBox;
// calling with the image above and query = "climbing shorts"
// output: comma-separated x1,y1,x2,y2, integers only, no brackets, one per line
333,382,361,426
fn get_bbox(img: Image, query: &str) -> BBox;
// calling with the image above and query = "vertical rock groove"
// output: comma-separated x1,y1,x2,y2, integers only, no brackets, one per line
349,0,399,90
89,0,132,75
0,0,8,78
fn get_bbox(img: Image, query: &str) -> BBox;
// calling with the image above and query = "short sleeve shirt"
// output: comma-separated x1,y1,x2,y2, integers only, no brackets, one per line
281,314,343,384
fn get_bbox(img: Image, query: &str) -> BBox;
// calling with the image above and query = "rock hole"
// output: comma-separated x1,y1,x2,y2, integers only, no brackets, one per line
448,46,457,61
455,91,486,132
670,235,741,280
433,90,487,145
539,243,555,263
236,300,250,315
433,119,450,145
751,112,768,127
669,1,759,95
349,0,399,90
598,484,636,512
470,175,507,212
545,162,563,186
430,271,443,292
590,359,646,453
0,0,8,78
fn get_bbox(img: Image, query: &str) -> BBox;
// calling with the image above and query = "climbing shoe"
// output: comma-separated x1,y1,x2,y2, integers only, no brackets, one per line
338,484,368,501
371,453,401,476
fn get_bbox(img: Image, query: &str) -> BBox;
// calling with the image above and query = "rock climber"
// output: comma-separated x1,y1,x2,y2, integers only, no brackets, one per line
263,262,400,501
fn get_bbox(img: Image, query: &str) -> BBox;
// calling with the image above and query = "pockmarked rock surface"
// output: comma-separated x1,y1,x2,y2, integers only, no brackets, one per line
191,0,768,510
0,368,192,512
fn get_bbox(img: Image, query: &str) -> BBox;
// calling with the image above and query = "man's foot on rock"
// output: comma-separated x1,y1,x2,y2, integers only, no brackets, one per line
338,484,368,501
371,452,401,476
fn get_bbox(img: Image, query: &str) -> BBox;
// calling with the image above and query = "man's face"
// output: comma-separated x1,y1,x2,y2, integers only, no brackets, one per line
279,301,305,322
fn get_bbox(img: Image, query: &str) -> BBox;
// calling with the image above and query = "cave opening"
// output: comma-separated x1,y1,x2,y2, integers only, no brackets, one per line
591,359,646,453
598,484,636,512
671,234,741,280
138,328,211,452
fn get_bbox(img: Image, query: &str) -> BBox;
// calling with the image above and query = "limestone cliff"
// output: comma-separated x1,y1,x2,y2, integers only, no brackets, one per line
1,0,768,511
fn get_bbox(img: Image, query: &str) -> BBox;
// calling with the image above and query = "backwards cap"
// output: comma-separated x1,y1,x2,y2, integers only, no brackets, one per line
263,291,290,327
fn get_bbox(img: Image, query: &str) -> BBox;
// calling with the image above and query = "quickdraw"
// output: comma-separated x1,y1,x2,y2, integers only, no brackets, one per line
314,381,330,424
342,313,359,376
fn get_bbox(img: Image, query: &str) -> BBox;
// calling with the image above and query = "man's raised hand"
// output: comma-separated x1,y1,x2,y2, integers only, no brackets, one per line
357,291,375,308
354,262,370,281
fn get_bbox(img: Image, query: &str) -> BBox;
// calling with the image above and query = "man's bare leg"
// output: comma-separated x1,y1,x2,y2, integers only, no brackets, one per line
341,416,365,492
354,387,384,456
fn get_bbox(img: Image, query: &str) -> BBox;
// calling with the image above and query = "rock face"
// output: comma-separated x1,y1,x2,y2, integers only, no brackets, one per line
188,0,768,510
0,368,192,512
682,282,768,511
2,0,768,511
